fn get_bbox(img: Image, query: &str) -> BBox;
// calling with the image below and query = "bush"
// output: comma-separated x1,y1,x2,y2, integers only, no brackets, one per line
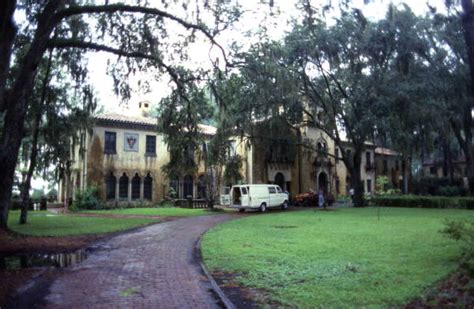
412,177,466,196
71,186,103,211
371,195,474,209
440,219,474,275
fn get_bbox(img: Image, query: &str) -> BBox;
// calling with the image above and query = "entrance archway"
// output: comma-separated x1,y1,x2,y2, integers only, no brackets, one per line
318,172,328,193
274,172,285,191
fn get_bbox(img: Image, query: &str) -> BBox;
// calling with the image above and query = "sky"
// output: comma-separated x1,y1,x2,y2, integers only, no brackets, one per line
88,0,449,116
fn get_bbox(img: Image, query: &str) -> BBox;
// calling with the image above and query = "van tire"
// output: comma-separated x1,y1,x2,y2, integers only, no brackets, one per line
281,201,289,210
238,208,245,213
260,203,267,213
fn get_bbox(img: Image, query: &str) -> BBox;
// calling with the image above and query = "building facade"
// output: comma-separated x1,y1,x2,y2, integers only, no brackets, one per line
60,103,400,205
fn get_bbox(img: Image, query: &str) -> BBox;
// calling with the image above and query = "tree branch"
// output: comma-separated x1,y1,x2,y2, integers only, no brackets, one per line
54,4,230,67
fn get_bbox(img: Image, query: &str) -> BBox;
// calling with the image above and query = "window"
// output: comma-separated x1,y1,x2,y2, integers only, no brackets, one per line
241,187,248,195
383,159,388,174
144,173,153,200
366,151,371,166
367,179,372,193
119,173,129,199
430,166,437,175
104,131,116,154
169,179,179,198
396,160,400,171
197,175,207,199
229,140,236,156
131,173,141,200
268,187,276,194
317,140,327,156
145,135,156,155
106,172,116,200
183,175,193,198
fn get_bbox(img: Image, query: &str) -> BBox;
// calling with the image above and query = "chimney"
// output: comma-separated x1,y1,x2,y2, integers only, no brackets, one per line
139,100,151,117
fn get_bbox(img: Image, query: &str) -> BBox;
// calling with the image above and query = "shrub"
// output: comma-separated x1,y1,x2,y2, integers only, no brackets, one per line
440,219,474,275
71,186,103,211
371,195,474,209
412,177,466,196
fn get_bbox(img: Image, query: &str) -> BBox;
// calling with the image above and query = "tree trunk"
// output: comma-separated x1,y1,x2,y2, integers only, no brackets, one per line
402,156,409,194
0,1,62,230
461,0,474,195
0,0,17,112
19,114,42,224
351,149,365,208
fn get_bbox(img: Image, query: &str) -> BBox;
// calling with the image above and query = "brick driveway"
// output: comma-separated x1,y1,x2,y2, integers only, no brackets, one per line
43,214,236,309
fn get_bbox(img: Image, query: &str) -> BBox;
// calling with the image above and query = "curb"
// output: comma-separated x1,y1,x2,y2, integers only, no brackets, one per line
196,237,236,309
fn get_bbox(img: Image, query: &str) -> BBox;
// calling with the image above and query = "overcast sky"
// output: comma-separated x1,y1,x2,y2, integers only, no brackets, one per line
88,0,449,116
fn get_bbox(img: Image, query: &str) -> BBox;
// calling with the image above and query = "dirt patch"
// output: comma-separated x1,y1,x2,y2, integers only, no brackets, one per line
404,271,473,308
72,212,178,221
0,230,103,255
211,269,473,308
210,271,281,308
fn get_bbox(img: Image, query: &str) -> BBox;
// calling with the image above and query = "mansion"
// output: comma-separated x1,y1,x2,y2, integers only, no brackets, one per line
58,102,406,205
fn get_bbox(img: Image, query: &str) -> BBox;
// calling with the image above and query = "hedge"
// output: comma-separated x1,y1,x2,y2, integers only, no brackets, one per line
370,195,474,209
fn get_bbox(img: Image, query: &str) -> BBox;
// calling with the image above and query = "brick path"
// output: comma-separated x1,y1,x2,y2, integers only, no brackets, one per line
43,214,235,309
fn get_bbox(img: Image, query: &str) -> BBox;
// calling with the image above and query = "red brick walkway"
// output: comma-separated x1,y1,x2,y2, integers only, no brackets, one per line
43,214,235,308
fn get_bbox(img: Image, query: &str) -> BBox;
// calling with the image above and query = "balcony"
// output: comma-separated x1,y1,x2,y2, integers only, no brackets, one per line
314,157,333,168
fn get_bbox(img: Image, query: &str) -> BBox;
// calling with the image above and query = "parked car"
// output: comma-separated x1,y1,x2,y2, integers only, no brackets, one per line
294,191,335,207
228,184,289,212
294,191,318,207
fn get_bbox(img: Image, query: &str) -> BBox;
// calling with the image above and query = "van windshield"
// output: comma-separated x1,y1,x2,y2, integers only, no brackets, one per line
277,186,282,193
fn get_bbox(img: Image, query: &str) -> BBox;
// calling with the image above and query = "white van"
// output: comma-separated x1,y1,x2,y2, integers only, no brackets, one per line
229,184,289,212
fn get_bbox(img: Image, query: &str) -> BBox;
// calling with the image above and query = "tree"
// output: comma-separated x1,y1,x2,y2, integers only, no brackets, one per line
0,1,236,230
279,5,400,207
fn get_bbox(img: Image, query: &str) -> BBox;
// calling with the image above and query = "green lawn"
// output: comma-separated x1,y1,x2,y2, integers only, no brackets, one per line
202,207,474,308
82,207,215,217
8,211,158,236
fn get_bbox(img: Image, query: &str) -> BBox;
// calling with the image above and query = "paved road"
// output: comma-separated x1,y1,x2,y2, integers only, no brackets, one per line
43,214,235,309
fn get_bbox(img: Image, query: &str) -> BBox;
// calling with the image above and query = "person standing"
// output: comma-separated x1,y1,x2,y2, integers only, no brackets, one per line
318,190,325,208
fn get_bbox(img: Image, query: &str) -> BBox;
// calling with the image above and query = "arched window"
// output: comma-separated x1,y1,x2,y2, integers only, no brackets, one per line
106,172,116,200
317,139,327,156
183,175,194,198
144,173,152,200
119,173,129,199
197,175,206,199
131,173,141,200
169,179,179,198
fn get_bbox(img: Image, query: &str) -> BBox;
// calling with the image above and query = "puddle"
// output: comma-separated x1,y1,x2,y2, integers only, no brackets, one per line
272,225,298,229
0,250,87,270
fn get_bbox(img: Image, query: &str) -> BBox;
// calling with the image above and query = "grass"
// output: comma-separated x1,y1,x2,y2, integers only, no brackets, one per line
202,207,474,308
8,211,158,236
82,207,216,217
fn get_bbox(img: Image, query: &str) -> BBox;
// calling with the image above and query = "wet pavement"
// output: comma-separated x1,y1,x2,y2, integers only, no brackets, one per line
41,214,236,309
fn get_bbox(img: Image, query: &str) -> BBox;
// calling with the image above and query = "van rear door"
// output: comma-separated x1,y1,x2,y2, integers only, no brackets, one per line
240,186,250,207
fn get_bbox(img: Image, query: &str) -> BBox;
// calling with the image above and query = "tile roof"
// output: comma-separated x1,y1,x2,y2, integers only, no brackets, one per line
94,113,216,135
375,147,399,156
